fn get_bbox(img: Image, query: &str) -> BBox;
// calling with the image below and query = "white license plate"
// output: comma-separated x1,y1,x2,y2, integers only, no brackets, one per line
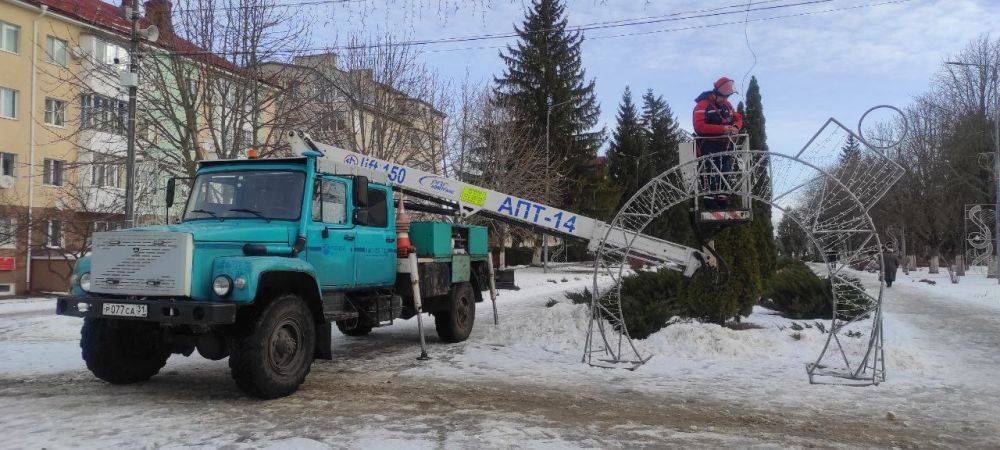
102,303,148,318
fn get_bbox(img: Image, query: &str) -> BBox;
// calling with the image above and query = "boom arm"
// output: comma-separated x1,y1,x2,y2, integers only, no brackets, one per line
289,132,703,276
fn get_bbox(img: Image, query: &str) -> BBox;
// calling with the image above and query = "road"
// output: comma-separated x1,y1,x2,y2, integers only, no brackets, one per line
0,267,997,448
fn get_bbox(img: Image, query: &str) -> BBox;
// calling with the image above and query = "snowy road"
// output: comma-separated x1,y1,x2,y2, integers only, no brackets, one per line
1,266,998,448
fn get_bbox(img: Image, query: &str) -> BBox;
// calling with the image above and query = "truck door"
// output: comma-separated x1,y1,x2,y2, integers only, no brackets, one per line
306,177,356,289
354,184,397,287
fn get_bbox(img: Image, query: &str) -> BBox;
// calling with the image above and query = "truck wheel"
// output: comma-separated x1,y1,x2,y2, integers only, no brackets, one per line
81,318,170,384
336,318,372,336
434,282,475,343
229,293,316,399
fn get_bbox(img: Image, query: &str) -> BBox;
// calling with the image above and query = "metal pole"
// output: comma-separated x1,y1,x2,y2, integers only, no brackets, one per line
544,104,550,273
123,0,139,227
542,98,572,273
993,92,999,284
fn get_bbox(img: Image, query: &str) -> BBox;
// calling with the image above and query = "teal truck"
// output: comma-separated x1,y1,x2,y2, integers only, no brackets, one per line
56,139,494,399
55,131,702,398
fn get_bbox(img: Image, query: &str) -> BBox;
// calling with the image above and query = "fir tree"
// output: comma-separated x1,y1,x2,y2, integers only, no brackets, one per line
494,0,603,210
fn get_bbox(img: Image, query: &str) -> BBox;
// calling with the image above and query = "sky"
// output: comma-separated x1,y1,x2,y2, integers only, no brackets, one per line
309,0,998,155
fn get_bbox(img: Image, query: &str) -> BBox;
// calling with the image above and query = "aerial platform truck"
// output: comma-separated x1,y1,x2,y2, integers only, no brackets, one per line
55,130,750,398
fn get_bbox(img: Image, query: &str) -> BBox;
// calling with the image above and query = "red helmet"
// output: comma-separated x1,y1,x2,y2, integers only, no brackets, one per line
713,77,737,97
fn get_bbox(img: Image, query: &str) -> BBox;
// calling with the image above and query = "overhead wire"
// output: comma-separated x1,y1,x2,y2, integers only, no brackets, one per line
158,0,914,58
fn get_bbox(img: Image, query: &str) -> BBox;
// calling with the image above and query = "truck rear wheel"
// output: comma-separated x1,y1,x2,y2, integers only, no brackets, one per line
434,282,475,343
81,318,170,384
229,294,315,399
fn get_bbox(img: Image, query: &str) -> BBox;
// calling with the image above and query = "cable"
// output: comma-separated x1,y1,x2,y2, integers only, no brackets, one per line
740,0,758,96
160,0,848,55
158,0,913,58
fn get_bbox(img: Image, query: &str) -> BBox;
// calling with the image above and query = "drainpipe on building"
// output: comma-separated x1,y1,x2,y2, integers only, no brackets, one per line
26,4,48,291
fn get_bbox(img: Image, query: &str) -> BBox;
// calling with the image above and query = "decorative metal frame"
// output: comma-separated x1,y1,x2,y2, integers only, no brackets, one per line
964,204,995,267
586,114,905,385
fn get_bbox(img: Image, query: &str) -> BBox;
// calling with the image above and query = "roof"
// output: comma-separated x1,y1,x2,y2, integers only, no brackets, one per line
26,0,240,73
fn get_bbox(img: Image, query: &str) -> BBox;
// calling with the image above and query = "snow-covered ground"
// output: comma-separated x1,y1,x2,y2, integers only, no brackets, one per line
1,264,998,448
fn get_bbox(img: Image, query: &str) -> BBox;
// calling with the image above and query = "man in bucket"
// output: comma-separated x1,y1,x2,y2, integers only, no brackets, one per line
693,76,743,210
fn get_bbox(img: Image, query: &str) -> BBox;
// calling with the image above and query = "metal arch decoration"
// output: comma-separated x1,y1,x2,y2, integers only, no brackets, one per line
586,111,906,386
964,204,995,267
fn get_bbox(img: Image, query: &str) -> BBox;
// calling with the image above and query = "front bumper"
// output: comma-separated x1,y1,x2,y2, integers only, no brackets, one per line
56,296,238,325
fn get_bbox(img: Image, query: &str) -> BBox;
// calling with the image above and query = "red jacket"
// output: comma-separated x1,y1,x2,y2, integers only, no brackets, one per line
693,91,743,136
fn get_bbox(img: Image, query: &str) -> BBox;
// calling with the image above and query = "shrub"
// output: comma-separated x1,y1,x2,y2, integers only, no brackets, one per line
618,268,686,339
762,259,830,319
762,259,872,320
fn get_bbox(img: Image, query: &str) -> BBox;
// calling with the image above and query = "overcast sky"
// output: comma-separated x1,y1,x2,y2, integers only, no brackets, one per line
315,0,998,155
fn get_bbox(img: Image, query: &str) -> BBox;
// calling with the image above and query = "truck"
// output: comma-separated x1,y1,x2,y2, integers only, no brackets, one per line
56,131,709,398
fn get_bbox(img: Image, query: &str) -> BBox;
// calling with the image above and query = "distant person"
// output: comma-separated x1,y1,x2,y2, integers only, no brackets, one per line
882,247,900,287
693,76,743,210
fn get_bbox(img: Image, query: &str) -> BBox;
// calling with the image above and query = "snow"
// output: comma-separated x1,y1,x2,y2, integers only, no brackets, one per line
1,264,998,447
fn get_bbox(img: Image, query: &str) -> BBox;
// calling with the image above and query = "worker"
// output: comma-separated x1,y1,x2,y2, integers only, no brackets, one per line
693,76,743,210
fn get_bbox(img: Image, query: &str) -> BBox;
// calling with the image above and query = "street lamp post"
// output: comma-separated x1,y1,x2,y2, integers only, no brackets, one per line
544,98,572,273
946,61,1000,283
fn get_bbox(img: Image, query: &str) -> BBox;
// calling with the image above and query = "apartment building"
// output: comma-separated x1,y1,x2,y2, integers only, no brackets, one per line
0,0,263,295
261,52,446,172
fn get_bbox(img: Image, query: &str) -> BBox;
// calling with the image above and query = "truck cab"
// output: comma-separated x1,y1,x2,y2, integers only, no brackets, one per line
56,151,491,399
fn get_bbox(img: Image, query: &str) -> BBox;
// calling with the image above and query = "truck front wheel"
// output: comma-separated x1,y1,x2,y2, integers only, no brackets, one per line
229,293,316,399
434,282,475,343
81,318,171,384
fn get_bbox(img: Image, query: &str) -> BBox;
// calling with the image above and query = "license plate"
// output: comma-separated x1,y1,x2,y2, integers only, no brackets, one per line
102,303,148,318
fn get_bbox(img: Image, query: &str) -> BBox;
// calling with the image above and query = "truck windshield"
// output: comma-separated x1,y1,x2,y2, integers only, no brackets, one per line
183,170,305,222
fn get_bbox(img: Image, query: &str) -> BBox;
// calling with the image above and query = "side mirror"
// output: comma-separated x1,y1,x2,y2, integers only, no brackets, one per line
165,178,177,208
352,176,369,208
353,209,369,226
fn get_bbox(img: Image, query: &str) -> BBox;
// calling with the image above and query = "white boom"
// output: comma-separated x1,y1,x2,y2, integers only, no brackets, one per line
289,131,703,276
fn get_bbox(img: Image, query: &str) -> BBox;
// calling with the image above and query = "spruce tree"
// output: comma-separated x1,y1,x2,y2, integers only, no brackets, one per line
494,0,603,210
640,90,693,245
606,86,645,201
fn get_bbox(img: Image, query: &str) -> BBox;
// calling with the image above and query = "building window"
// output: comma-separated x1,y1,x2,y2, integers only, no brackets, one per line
94,38,127,69
45,220,62,248
0,87,17,119
0,21,19,54
45,35,68,67
0,217,14,248
43,158,64,186
80,93,127,135
44,98,66,127
93,221,122,233
0,152,14,177
90,154,122,188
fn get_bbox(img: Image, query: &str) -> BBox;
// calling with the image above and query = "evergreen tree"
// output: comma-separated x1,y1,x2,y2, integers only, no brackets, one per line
742,77,777,281
640,90,693,245
494,0,603,210
840,134,862,165
606,87,645,201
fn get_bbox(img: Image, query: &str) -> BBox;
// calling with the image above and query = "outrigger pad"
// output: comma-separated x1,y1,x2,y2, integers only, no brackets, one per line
698,210,751,222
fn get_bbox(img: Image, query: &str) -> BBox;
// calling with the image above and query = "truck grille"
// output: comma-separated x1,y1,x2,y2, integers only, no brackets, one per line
90,231,193,297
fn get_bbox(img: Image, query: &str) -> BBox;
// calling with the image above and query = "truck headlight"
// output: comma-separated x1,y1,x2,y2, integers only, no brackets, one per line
79,272,92,292
213,275,233,297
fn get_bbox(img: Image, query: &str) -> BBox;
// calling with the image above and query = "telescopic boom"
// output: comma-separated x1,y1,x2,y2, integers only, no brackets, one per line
289,131,703,276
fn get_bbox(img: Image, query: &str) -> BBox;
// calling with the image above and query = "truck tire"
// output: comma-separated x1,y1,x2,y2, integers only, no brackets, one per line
335,318,372,336
229,293,315,399
434,282,475,343
81,318,170,384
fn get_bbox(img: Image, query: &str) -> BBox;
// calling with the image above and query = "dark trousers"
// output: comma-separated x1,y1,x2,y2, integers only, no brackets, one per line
697,137,733,206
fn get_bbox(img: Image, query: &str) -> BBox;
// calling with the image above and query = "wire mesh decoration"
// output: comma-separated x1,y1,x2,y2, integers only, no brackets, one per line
586,106,905,385
964,204,995,267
